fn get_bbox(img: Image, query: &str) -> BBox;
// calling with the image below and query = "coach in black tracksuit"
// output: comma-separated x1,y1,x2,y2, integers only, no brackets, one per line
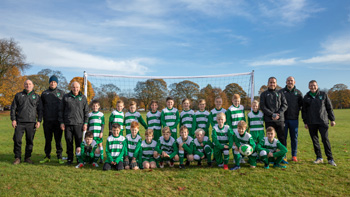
40,76,66,163
260,77,288,147
11,79,43,165
59,81,88,165
302,80,336,166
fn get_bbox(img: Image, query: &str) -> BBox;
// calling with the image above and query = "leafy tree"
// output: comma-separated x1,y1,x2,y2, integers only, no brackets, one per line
27,74,49,94
69,77,95,103
0,38,29,83
38,69,69,91
134,79,167,110
258,84,282,95
169,80,200,109
328,84,350,109
198,84,216,110
224,83,247,100
100,83,120,110
0,67,26,107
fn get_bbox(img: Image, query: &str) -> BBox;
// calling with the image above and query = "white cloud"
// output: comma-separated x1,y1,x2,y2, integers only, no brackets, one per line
106,0,170,16
102,17,169,30
249,58,297,66
22,41,152,75
301,54,350,63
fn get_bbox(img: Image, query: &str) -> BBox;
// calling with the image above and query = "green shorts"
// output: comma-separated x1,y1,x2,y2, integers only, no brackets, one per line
94,137,103,144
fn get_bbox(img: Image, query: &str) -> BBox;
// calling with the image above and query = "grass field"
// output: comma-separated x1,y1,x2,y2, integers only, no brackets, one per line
1,110,350,196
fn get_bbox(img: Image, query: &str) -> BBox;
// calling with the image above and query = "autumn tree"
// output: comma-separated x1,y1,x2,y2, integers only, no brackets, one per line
0,67,26,107
27,74,49,94
38,69,69,91
69,77,95,103
0,38,29,83
328,84,350,109
134,79,167,110
169,80,200,109
197,84,216,110
99,83,120,110
258,84,282,95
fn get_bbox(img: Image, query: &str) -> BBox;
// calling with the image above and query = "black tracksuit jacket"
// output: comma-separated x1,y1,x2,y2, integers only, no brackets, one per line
10,90,43,123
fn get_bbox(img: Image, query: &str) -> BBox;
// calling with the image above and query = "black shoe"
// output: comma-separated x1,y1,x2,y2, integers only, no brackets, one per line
198,161,202,166
185,161,190,166
179,164,185,169
99,158,104,164
67,160,73,165
207,162,212,167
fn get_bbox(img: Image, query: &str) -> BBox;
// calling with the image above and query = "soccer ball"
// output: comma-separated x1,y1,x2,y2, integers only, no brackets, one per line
239,144,253,156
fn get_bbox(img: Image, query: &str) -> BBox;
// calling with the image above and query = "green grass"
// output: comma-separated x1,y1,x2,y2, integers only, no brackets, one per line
1,110,350,196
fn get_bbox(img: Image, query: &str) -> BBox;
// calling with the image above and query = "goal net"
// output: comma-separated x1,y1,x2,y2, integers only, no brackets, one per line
83,71,255,111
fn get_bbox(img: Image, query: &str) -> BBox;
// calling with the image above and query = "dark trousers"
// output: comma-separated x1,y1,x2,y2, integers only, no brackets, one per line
65,124,83,161
103,162,124,171
13,122,36,159
308,124,333,161
284,119,299,157
265,121,286,146
43,121,63,159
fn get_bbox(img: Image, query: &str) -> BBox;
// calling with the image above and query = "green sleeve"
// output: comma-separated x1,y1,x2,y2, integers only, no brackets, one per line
209,112,214,127
233,133,241,148
247,115,251,132
256,138,267,153
204,139,214,148
171,110,180,130
160,110,166,127
182,142,193,154
105,140,113,162
273,141,288,158
205,115,210,132
192,114,196,135
179,113,183,128
225,110,232,129
228,127,234,149
109,114,114,132
133,139,142,159
193,148,204,157
138,115,148,129
91,144,98,158
116,140,127,163
169,141,179,158
212,128,224,149
155,139,162,154
80,142,86,156
248,137,256,151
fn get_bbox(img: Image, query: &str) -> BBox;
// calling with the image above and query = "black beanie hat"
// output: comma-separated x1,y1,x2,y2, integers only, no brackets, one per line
49,75,58,84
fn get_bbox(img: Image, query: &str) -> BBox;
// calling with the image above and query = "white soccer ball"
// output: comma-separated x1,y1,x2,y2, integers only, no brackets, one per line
239,144,253,156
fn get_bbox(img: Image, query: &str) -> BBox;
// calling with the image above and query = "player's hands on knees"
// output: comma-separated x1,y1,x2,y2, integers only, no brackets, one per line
201,155,205,159
224,145,229,149
267,152,273,157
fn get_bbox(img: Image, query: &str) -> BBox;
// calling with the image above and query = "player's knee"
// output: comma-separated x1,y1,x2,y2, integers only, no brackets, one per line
193,155,201,161
223,150,229,156
143,161,150,169
187,154,194,161
150,162,157,169
95,148,100,154
173,155,179,161
76,147,81,154
259,150,267,157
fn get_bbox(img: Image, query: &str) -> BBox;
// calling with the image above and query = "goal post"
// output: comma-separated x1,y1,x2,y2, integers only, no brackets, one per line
83,71,255,110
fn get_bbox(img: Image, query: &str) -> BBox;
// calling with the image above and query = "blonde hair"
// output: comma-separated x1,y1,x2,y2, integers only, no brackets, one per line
216,112,225,119
215,96,222,101
162,126,171,134
129,100,137,107
130,121,139,129
252,100,259,106
266,126,276,136
180,125,189,133
145,129,154,137
198,99,206,104
237,120,247,129
116,100,124,105
195,128,205,135
232,94,240,100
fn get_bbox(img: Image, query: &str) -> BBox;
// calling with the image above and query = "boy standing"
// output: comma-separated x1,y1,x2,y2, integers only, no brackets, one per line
180,98,196,138
146,100,162,141
210,96,226,129
247,100,264,144
195,99,210,138
161,97,180,139
226,94,245,131
124,101,148,135
109,100,125,136
75,131,100,168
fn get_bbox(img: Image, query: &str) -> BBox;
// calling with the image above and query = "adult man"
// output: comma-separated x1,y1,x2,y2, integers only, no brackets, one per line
11,79,43,164
280,76,303,162
59,81,89,165
302,80,336,166
260,77,288,163
40,75,66,164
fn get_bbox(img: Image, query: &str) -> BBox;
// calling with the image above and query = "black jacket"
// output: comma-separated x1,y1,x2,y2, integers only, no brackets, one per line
10,90,43,123
41,88,65,122
59,91,89,125
280,86,303,120
302,90,335,125
260,88,288,122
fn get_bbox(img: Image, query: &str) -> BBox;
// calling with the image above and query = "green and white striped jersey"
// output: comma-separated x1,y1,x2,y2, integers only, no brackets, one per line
81,139,98,156
210,108,226,128
141,139,157,160
109,110,124,131
248,111,264,132
161,107,180,133
259,137,279,153
193,136,212,153
176,136,194,146
226,105,245,130
180,109,195,129
157,136,176,154
106,135,126,163
146,111,161,132
124,111,147,134
88,111,105,139
233,130,255,149
212,125,232,146
125,134,142,158
256,137,287,158
195,110,210,132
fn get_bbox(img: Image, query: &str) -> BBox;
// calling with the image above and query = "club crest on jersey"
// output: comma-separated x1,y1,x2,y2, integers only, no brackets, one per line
319,96,323,100
32,95,36,99
79,97,82,101
57,92,61,97
295,92,298,95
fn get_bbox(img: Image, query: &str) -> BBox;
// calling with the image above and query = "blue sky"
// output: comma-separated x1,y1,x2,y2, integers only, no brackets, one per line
1,0,350,95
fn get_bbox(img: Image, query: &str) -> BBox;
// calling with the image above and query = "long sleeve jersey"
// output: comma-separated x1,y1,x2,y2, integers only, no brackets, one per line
212,125,233,150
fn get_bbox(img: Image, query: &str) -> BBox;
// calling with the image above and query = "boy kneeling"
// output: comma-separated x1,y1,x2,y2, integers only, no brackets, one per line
193,128,213,167
76,131,100,168
141,129,159,169
155,126,179,168
177,126,194,169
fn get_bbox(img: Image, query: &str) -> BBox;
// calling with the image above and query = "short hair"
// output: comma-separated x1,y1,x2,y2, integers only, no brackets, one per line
252,100,259,106
145,129,154,137
266,126,276,136
130,121,139,129
162,126,171,134
71,81,80,88
182,98,190,104
85,131,94,139
232,94,240,100
268,77,277,83
112,123,121,129
309,80,317,85
216,112,225,119
129,100,137,107
91,100,100,105
180,125,188,133
166,97,174,102
195,128,205,135
215,96,222,101
150,100,158,105
116,100,124,105
237,120,247,128
198,99,206,104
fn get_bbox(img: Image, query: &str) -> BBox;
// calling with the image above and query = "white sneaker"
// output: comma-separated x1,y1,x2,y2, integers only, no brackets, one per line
159,162,164,168
92,162,99,167
75,163,84,168
328,160,337,166
313,158,323,164
218,163,224,167
240,158,246,164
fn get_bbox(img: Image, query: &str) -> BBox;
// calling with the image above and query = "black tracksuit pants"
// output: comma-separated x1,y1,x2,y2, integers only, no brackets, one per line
308,124,333,161
13,122,36,159
43,121,63,159
65,124,83,162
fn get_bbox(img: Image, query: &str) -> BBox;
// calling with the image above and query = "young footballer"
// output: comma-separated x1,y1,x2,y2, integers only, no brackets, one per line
155,126,179,168
75,131,100,168
212,112,233,170
193,128,213,167
210,96,227,128
124,121,142,170
146,100,162,141
177,126,194,169
180,98,196,138
109,100,125,136
87,100,105,163
247,100,264,144
141,129,159,169
226,94,246,131
195,99,210,137
103,123,127,171
256,126,288,169
231,120,257,170
124,101,148,135
161,97,180,139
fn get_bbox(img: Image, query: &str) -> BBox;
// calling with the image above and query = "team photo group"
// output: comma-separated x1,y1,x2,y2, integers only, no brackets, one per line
10,75,337,171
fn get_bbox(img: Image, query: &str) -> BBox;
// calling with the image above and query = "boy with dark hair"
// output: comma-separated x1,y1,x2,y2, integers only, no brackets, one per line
75,131,100,168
